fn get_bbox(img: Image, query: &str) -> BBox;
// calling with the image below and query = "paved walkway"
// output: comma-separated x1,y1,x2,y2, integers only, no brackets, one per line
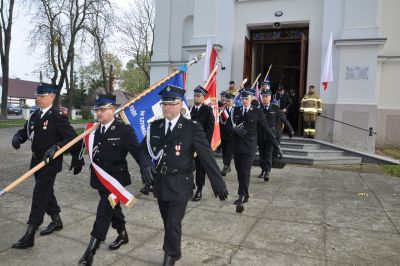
0,127,399,265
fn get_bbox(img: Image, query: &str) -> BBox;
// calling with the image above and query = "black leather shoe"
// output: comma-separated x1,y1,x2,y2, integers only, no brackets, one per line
140,184,152,195
192,188,202,202
163,253,176,266
235,196,245,213
12,224,37,249
234,196,248,205
109,228,129,250
79,236,100,266
259,170,265,179
264,171,270,182
221,165,231,176
40,213,63,236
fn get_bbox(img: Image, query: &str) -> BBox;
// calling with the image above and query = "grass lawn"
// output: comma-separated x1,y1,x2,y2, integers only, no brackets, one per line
74,128,85,135
0,119,26,128
0,119,92,129
377,147,400,177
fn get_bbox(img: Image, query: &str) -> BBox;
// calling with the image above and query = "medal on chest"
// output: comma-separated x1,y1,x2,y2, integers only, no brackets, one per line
43,120,48,130
175,144,181,156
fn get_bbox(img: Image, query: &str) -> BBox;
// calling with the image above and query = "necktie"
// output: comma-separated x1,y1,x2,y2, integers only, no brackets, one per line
165,122,172,137
243,108,248,116
101,126,106,135
39,110,43,118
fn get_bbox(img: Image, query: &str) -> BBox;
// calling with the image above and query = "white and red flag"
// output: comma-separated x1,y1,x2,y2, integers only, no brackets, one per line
84,122,136,208
203,40,221,151
321,33,334,90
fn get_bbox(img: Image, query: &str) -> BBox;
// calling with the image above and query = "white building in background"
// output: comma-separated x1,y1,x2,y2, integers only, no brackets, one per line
149,0,400,152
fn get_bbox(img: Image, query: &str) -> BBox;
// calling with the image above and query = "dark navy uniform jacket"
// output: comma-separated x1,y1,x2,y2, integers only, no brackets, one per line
142,115,225,201
226,106,280,154
90,119,152,191
219,106,234,140
190,104,214,143
258,104,294,139
15,107,79,173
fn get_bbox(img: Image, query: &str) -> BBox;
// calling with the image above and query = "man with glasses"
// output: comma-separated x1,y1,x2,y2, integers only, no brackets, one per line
10,83,84,249
227,90,282,213
78,94,153,266
190,85,215,202
141,85,228,266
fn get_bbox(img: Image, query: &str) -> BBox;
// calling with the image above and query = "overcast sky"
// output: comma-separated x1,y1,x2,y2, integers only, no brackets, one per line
7,0,131,82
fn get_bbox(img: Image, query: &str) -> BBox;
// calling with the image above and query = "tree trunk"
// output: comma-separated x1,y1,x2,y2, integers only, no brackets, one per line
68,56,75,118
0,65,9,120
0,0,15,120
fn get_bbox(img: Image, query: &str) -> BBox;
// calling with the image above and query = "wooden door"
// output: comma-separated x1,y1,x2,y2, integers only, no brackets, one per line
243,36,252,87
298,33,308,135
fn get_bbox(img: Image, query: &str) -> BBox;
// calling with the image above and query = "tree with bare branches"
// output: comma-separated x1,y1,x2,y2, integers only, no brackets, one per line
28,0,110,110
85,0,113,92
118,0,155,84
0,0,15,120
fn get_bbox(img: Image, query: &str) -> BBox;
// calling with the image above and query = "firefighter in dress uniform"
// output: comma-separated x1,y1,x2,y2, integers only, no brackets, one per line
141,85,228,266
219,93,235,176
257,89,294,181
226,90,282,214
78,94,153,266
11,83,84,249
190,85,215,202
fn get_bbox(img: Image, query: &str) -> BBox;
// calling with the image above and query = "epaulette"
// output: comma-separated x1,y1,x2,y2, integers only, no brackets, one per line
150,117,163,124
116,117,130,125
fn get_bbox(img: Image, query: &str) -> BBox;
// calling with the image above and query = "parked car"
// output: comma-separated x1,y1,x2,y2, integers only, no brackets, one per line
30,106,39,114
7,104,22,115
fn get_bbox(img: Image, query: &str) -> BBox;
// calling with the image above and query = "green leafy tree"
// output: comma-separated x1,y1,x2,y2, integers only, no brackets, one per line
120,59,149,95
80,53,123,94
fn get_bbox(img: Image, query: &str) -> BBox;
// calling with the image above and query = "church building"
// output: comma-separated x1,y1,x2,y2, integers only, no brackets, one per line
149,0,400,152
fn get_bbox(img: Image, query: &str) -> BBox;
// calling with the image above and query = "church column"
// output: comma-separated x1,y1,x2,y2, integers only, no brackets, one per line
332,0,385,152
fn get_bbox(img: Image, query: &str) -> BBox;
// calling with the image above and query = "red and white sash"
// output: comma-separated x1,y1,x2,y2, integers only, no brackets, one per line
84,122,136,208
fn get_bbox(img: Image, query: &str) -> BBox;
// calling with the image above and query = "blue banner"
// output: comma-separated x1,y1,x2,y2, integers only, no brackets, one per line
123,71,189,143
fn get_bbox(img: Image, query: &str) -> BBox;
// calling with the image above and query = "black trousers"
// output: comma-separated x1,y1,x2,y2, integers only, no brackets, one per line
28,169,61,226
233,153,254,198
258,138,274,173
91,190,125,241
157,198,189,259
194,157,206,190
221,138,233,166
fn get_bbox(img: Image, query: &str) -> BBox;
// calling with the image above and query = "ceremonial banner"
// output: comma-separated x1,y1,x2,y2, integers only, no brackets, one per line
123,71,190,143
203,43,221,151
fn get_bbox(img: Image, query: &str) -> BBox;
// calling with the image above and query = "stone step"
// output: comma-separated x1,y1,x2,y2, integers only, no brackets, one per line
280,137,316,144
282,148,344,158
280,141,321,150
282,155,362,165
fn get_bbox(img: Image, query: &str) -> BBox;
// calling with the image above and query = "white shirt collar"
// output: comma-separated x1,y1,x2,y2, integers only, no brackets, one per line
100,118,115,133
40,105,52,117
165,114,180,134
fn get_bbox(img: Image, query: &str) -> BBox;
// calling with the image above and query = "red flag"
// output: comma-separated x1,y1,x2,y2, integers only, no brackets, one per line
204,47,220,151
205,70,220,151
